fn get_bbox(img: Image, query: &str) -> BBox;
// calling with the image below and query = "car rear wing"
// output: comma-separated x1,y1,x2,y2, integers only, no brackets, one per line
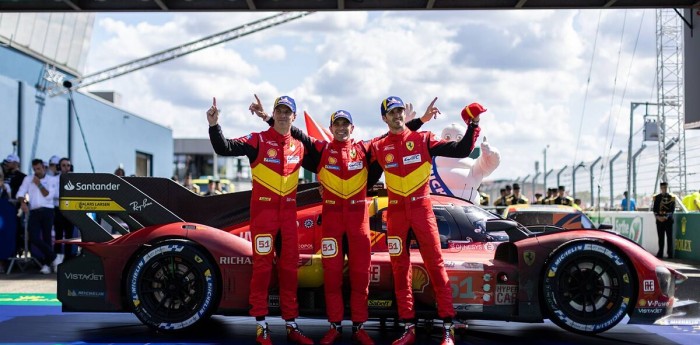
60,173,322,243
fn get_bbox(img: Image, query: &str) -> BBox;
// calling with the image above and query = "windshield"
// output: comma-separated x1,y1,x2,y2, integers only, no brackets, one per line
507,211,595,229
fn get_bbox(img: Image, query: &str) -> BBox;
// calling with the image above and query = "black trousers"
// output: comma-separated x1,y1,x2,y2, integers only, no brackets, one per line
655,220,674,258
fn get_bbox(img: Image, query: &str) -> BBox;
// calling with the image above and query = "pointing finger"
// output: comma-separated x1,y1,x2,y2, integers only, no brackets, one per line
213,97,217,108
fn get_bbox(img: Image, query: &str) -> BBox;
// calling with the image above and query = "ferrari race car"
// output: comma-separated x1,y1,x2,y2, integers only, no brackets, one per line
57,174,686,335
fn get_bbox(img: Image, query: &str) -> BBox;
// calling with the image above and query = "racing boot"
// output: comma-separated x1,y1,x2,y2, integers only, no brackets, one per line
286,324,314,345
319,325,342,345
351,328,374,345
255,323,272,345
391,323,416,345
440,323,455,345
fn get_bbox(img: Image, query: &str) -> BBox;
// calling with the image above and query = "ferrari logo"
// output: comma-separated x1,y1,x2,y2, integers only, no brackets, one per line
523,250,536,266
350,149,357,159
289,142,295,151
406,141,414,151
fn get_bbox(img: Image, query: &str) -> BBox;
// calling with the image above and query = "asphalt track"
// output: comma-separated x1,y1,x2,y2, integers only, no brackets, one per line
1,259,699,345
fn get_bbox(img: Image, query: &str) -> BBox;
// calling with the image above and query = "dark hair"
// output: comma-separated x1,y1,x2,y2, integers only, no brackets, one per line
31,158,43,166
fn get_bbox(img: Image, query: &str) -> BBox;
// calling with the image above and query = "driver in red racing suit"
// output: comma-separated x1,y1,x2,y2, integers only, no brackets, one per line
250,95,435,345
208,96,313,345
369,96,483,345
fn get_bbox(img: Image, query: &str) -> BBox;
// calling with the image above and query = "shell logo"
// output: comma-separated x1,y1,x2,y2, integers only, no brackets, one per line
385,153,394,163
328,156,337,165
267,148,277,158
639,299,646,307
411,266,430,293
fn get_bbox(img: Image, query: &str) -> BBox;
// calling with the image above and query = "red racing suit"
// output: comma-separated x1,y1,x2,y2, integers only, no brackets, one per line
285,119,425,323
210,125,304,320
369,123,479,321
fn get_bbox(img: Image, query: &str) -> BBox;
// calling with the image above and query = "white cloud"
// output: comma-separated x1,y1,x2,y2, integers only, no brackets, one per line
254,44,286,61
85,9,660,181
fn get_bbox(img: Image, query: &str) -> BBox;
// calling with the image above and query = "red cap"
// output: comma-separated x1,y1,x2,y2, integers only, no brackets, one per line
460,102,487,122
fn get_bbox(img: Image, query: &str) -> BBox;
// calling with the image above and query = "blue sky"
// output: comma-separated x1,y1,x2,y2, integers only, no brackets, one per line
84,9,663,181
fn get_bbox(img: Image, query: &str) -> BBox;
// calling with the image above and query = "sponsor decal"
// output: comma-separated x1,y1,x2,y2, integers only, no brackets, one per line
60,197,125,211
523,250,536,266
350,149,357,159
403,154,421,165
286,197,295,202
386,163,398,168
615,216,643,244
303,219,314,228
322,238,338,257
389,200,398,204
383,145,395,151
406,141,414,151
287,155,300,164
328,156,337,165
67,290,105,298
259,197,271,201
299,243,313,250
266,141,279,147
643,280,655,292
675,239,692,252
325,200,336,204
453,304,483,312
289,142,295,151
447,242,497,252
324,165,340,171
347,161,363,171
636,308,664,314
219,256,252,265
385,153,394,163
264,158,280,164
411,266,429,293
368,300,392,307
370,265,381,283
129,198,153,211
387,236,402,256
255,234,273,255
65,181,121,191
495,285,517,305
264,149,279,164
64,272,104,281
638,299,669,308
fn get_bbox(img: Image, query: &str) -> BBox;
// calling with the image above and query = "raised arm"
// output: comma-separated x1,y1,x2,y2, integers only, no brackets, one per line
207,97,257,160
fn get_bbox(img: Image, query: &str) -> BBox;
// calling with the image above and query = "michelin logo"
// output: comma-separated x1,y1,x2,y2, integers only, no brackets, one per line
65,181,120,191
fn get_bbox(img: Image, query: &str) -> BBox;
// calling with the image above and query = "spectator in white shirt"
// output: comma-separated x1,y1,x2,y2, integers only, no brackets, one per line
17,158,59,274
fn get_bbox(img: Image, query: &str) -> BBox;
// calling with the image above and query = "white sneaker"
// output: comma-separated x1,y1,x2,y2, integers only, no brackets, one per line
51,255,63,272
39,265,51,274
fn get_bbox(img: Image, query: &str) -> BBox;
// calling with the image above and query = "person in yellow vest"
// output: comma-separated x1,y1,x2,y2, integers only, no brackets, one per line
478,186,490,206
682,189,700,212
543,188,557,205
553,186,575,206
506,183,528,205
493,188,508,207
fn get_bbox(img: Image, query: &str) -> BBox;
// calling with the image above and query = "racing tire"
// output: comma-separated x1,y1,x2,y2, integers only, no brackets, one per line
126,239,220,332
542,241,634,335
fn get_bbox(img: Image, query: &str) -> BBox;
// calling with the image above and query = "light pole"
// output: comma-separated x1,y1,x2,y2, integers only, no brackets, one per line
532,171,541,200
632,144,647,202
628,102,660,211
572,161,585,199
543,145,550,193
556,165,568,188
589,156,601,208
609,150,623,209
521,174,531,197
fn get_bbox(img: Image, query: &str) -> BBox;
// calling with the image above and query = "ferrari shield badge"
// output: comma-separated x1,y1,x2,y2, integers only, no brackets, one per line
523,250,536,266
406,141,414,151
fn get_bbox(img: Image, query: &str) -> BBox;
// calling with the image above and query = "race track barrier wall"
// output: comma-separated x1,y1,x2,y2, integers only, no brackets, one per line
588,211,700,263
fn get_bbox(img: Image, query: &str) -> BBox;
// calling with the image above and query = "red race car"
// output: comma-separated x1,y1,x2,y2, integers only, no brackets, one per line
57,174,686,335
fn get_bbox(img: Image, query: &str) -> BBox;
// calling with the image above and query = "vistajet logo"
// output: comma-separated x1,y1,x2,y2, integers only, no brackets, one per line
65,181,120,191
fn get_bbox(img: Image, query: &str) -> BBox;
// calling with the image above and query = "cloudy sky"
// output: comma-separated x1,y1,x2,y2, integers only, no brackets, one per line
84,9,661,181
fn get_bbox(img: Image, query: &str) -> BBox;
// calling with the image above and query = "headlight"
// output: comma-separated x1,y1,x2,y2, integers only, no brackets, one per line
655,266,672,296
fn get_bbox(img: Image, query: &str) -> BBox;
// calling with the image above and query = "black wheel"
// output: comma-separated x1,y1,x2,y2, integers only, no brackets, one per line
542,241,634,334
126,239,220,331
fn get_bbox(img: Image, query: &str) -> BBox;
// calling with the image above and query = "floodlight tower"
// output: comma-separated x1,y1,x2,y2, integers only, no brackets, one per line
655,9,687,195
